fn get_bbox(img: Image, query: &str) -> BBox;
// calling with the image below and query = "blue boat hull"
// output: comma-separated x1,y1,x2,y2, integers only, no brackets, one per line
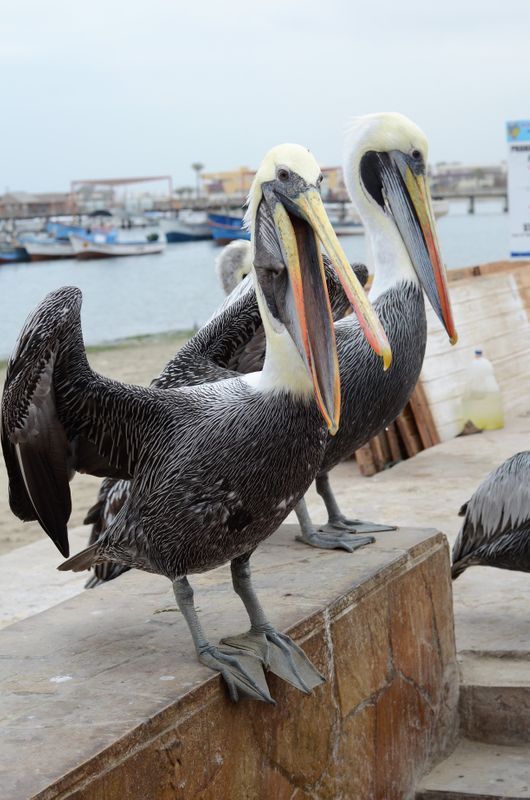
0,247,29,264
165,231,211,243
208,213,250,246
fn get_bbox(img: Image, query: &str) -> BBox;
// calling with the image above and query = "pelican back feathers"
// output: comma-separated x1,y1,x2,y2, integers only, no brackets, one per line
452,451,530,578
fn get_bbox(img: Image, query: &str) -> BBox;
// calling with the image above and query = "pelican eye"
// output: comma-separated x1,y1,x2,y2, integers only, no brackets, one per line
317,173,323,187
411,149,422,161
277,167,290,182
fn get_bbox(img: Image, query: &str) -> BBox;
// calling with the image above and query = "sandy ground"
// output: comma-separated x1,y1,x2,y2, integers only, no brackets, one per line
0,332,189,555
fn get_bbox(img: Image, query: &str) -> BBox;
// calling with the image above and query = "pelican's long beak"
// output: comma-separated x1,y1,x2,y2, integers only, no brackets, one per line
292,189,392,369
379,151,458,344
267,187,390,434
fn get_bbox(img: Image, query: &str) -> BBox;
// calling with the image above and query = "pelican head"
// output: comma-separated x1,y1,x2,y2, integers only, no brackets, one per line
343,113,457,344
215,241,252,295
247,143,391,434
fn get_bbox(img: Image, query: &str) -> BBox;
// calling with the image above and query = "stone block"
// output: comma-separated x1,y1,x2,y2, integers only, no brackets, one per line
0,526,458,799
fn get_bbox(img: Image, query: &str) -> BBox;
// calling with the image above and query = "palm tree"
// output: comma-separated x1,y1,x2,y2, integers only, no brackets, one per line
191,162,204,199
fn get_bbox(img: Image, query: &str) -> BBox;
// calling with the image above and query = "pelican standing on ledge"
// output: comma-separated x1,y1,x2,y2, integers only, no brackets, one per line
1,144,390,702
82,250,365,586
292,112,457,548
452,452,530,579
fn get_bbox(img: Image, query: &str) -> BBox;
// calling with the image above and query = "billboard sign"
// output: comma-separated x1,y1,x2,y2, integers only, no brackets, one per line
506,120,530,259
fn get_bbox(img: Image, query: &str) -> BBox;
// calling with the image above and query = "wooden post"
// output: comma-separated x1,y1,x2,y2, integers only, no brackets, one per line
385,422,402,463
395,406,422,457
355,443,377,477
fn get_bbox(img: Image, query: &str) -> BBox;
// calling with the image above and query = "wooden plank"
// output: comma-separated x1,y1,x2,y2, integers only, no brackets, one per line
395,406,422,457
354,443,377,477
370,435,386,473
377,430,391,465
385,422,402,463
409,382,440,447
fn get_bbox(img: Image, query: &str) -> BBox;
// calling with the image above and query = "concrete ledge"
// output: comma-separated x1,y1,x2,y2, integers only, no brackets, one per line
0,525,459,800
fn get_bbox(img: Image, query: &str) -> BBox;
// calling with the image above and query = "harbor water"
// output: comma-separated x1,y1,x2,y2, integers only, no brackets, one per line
0,206,510,359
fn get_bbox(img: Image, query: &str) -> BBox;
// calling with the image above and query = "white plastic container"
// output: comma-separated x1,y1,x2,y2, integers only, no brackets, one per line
461,349,504,430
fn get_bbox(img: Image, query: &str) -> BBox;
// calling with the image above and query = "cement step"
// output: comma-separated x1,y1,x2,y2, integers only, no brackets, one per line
459,654,530,745
416,739,530,799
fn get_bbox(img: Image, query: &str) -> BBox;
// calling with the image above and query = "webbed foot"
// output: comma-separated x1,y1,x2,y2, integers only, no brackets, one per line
296,528,376,552
222,626,324,694
320,514,396,535
199,642,274,704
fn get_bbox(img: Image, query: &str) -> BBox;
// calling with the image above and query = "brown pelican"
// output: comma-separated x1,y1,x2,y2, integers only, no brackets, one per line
82,249,363,587
452,452,530,579
291,112,457,548
1,144,390,703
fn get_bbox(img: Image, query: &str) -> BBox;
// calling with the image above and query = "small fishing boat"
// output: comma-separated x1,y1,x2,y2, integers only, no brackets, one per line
208,212,250,246
160,210,212,242
70,233,166,259
331,220,364,236
0,245,29,264
325,203,364,237
22,236,75,260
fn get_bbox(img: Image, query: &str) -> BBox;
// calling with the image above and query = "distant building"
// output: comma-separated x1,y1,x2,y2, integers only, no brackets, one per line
201,167,255,199
0,191,72,218
430,162,507,192
321,167,348,201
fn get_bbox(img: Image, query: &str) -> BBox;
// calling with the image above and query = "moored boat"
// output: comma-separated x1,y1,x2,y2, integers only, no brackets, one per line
22,237,75,260
0,245,29,264
70,233,166,259
331,220,364,236
208,212,250,246
160,210,212,242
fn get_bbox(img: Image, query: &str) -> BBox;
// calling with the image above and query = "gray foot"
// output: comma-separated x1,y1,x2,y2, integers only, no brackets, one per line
222,626,324,694
320,515,396,535
198,642,274,704
296,528,375,552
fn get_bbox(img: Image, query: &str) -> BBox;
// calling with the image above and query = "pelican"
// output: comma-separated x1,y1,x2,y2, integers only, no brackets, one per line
1,144,390,703
82,250,369,586
290,112,457,548
452,452,530,579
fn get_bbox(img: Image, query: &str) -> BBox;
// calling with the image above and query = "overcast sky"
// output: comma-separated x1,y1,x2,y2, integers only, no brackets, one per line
2,0,529,192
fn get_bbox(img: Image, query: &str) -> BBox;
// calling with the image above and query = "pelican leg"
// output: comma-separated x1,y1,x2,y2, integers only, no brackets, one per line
172,576,273,704
220,555,325,694
316,471,396,535
294,498,376,552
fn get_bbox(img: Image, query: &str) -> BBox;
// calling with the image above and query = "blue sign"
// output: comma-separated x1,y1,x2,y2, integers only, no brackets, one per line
506,121,530,142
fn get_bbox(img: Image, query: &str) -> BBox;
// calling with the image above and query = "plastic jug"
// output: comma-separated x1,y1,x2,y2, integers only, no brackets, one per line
461,349,504,430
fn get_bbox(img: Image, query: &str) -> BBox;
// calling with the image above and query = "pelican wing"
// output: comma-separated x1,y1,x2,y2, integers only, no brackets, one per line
452,451,530,574
1,287,162,556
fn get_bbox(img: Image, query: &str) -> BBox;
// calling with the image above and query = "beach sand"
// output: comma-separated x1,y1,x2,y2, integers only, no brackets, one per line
0,332,189,555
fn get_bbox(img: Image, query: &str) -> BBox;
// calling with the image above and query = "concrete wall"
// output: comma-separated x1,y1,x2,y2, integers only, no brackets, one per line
0,527,459,800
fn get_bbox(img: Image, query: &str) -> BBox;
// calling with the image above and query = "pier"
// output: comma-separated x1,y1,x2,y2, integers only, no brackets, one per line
431,187,509,214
